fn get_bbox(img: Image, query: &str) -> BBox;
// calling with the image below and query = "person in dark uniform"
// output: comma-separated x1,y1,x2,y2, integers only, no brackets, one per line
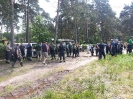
76,44,80,57
117,41,123,54
110,39,116,56
66,42,69,57
50,43,56,60
19,43,25,60
26,43,32,61
35,42,42,62
90,45,94,56
98,41,106,60
58,42,66,62
128,36,133,53
95,43,99,56
106,43,111,54
5,43,12,64
72,43,77,58
115,41,118,55
68,42,72,56
12,44,23,67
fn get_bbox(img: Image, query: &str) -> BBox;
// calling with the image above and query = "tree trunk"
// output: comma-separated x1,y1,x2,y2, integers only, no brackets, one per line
74,19,78,43
86,19,88,43
24,0,27,42
10,0,14,47
85,0,88,44
70,0,78,43
54,0,60,44
26,0,30,43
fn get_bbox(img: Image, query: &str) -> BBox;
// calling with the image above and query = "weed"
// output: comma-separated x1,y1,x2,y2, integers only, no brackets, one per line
44,90,54,99
99,82,105,94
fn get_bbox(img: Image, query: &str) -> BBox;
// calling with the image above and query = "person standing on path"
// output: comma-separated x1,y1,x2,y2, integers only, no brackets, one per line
42,41,49,65
49,43,56,60
98,41,106,60
12,44,23,67
95,43,99,56
72,43,77,58
26,43,32,61
90,45,94,56
5,43,12,64
35,42,42,62
68,42,72,56
106,42,111,54
110,39,116,56
58,42,66,62
19,43,25,60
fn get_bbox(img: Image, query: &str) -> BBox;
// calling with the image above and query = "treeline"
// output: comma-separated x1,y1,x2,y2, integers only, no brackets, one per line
0,0,133,44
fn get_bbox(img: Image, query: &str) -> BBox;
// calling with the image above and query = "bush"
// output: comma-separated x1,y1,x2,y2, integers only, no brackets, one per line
0,43,6,59
82,44,87,50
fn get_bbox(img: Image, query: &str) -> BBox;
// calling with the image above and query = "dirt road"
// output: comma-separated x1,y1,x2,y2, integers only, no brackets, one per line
0,52,97,99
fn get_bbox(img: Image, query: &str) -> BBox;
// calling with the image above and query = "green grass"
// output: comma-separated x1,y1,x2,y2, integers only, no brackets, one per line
29,53,133,99
0,85,14,96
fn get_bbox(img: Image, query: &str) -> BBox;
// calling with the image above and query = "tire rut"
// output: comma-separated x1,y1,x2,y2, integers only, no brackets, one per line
0,70,71,99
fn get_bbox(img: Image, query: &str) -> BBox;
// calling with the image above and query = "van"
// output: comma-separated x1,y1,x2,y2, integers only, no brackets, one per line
22,43,37,58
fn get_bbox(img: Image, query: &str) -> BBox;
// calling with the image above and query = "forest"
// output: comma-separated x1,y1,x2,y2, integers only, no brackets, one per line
0,0,133,45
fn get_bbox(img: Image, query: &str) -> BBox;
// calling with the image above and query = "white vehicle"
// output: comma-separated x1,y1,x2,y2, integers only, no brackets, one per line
22,43,37,58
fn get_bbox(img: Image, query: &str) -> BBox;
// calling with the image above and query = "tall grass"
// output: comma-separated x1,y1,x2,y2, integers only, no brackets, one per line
29,53,133,99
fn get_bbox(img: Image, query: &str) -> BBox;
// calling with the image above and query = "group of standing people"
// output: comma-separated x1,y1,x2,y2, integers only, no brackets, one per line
5,43,23,67
49,42,80,62
5,37,133,67
5,41,81,67
87,39,126,60
5,41,50,67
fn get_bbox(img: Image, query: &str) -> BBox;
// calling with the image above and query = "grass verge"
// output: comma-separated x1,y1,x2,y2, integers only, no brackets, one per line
30,54,133,99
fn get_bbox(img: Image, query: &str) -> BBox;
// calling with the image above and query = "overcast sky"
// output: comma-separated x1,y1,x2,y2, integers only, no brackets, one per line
39,0,132,18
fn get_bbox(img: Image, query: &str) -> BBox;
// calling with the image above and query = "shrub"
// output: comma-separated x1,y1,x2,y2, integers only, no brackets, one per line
0,43,6,59
82,44,87,50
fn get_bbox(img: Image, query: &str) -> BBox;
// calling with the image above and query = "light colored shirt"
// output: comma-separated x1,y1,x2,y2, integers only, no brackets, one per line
6,45,12,51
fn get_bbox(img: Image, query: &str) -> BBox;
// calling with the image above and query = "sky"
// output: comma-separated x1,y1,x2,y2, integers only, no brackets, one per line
109,0,132,17
39,0,133,18
39,0,58,18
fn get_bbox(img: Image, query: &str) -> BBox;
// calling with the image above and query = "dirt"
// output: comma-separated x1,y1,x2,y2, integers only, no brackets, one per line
0,52,97,99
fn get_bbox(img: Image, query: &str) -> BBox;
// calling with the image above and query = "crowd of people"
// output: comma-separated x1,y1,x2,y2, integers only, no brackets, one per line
5,37,133,67
86,37,133,60
5,41,81,67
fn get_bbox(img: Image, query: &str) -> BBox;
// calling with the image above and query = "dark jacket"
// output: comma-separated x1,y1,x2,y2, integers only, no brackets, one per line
58,44,65,53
